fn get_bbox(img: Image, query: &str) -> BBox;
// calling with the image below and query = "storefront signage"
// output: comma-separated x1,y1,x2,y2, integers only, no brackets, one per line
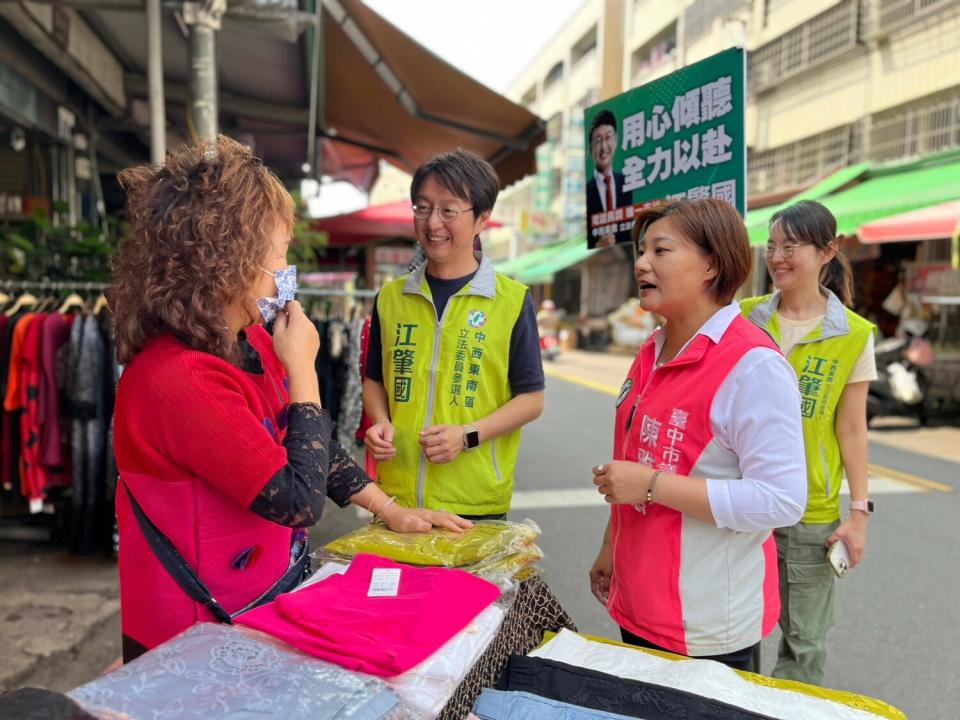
583,47,746,248
906,262,960,298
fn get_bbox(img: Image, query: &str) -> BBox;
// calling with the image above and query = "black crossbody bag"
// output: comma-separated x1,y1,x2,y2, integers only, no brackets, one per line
123,482,309,624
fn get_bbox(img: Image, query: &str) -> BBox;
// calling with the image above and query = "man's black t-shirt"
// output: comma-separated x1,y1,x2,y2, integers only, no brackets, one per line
364,269,545,395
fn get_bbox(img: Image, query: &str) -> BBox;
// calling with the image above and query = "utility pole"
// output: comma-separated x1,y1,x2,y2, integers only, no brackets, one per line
183,0,226,145
147,0,165,164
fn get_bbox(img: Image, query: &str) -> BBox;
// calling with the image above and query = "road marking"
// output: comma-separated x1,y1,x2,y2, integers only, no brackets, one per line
544,370,953,496
353,472,938,517
543,367,620,397
867,464,952,493
509,473,927,512
512,488,607,510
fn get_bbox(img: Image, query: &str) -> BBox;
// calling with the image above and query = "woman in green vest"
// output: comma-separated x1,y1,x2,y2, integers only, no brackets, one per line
741,200,877,685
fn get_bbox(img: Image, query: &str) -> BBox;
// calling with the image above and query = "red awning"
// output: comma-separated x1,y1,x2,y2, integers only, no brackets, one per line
858,200,960,243
313,200,501,248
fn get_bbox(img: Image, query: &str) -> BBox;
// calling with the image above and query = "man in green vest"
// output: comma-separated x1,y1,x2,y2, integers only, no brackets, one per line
363,149,546,519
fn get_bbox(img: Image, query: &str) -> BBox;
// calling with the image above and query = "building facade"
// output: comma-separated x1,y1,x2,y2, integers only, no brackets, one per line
494,0,960,319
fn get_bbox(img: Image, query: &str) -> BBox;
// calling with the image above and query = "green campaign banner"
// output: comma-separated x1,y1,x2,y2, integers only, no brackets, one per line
583,47,746,249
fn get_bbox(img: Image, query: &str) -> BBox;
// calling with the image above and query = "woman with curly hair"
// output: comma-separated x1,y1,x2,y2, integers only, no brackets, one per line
110,136,471,661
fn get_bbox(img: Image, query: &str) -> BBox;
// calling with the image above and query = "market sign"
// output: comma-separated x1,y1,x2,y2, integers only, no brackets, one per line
583,47,746,248
906,262,960,298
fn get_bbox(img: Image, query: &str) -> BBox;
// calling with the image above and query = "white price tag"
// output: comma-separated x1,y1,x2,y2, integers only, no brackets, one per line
367,568,402,597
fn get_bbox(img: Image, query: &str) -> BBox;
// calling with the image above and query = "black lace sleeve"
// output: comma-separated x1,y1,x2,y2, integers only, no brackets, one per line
248,402,369,528
326,436,371,508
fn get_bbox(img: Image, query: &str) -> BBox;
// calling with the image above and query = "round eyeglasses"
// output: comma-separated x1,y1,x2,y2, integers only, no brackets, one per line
765,241,811,259
412,204,474,224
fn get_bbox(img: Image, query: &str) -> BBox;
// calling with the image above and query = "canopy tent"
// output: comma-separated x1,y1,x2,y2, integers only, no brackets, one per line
6,0,544,187
312,200,503,248
857,200,960,244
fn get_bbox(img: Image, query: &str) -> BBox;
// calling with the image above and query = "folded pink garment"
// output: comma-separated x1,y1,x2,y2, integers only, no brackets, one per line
236,553,500,677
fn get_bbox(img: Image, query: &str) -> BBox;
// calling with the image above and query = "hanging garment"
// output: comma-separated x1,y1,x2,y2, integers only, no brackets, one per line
69,314,108,553
68,623,399,720
0,313,29,514
336,316,364,449
37,313,73,472
96,311,119,502
356,314,373,443
18,312,51,509
237,553,500,677
498,655,778,720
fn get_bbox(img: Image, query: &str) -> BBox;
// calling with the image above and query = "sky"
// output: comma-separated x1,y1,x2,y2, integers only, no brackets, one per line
363,0,587,93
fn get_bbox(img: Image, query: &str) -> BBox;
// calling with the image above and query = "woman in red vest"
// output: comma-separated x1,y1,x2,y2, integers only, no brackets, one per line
588,199,807,672
109,137,470,661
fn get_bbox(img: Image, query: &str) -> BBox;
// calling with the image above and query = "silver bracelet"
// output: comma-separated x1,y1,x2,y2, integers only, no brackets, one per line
646,471,661,506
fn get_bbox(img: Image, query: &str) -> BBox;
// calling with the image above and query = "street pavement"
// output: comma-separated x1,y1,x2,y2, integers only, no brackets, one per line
0,348,958,720
520,350,959,720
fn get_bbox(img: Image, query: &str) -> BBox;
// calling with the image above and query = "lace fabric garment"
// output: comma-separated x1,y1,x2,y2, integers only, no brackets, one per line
68,623,400,720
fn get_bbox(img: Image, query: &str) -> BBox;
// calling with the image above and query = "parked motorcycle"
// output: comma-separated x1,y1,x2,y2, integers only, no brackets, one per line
539,330,561,361
537,300,563,361
867,320,934,426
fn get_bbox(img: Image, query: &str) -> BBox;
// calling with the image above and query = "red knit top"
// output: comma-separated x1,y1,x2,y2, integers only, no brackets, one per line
114,324,289,509
114,325,297,651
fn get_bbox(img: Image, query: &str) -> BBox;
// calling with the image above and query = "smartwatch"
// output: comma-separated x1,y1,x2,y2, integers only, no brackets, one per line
850,500,874,515
462,425,480,451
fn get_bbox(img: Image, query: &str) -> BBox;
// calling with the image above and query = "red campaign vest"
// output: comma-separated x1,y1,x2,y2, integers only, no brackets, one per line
608,315,781,656
116,328,294,651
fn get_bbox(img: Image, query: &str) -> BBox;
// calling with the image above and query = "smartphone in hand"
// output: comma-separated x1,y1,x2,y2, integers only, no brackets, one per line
827,540,851,578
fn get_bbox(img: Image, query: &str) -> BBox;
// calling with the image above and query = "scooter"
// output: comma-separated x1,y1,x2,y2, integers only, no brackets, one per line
867,323,933,426
539,330,561,361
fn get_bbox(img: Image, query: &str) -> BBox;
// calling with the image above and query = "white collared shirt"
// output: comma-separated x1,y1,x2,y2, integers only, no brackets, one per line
655,302,808,532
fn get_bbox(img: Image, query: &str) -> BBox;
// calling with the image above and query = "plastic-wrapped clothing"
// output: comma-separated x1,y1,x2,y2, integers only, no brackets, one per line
324,519,540,568
498,654,778,720
464,545,544,587
236,553,500,677
531,630,904,720
473,689,634,720
68,623,399,720
389,603,504,718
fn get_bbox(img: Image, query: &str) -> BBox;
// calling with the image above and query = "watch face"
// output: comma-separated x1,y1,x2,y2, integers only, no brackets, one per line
465,430,480,449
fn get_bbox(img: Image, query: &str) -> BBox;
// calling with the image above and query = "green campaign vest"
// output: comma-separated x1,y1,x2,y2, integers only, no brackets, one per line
741,291,874,523
376,257,528,515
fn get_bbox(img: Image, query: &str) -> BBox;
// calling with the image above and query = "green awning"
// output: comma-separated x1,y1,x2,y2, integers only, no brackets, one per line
746,149,960,246
516,236,596,285
494,236,583,277
818,150,960,237
745,162,872,245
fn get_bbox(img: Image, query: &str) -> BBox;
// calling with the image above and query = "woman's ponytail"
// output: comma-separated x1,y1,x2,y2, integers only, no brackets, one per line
820,250,853,306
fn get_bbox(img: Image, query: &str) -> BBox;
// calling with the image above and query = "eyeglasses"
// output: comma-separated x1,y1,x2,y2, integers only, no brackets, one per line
591,131,616,149
765,241,811,259
412,204,474,223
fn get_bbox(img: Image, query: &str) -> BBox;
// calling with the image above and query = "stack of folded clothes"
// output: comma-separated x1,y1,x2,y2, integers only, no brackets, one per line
469,629,907,720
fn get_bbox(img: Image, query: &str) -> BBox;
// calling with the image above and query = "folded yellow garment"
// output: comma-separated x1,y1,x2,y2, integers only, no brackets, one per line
324,520,541,567
466,545,544,585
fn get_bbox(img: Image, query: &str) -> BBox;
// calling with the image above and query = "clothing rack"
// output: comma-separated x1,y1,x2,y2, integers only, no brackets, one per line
0,280,108,292
297,287,377,299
